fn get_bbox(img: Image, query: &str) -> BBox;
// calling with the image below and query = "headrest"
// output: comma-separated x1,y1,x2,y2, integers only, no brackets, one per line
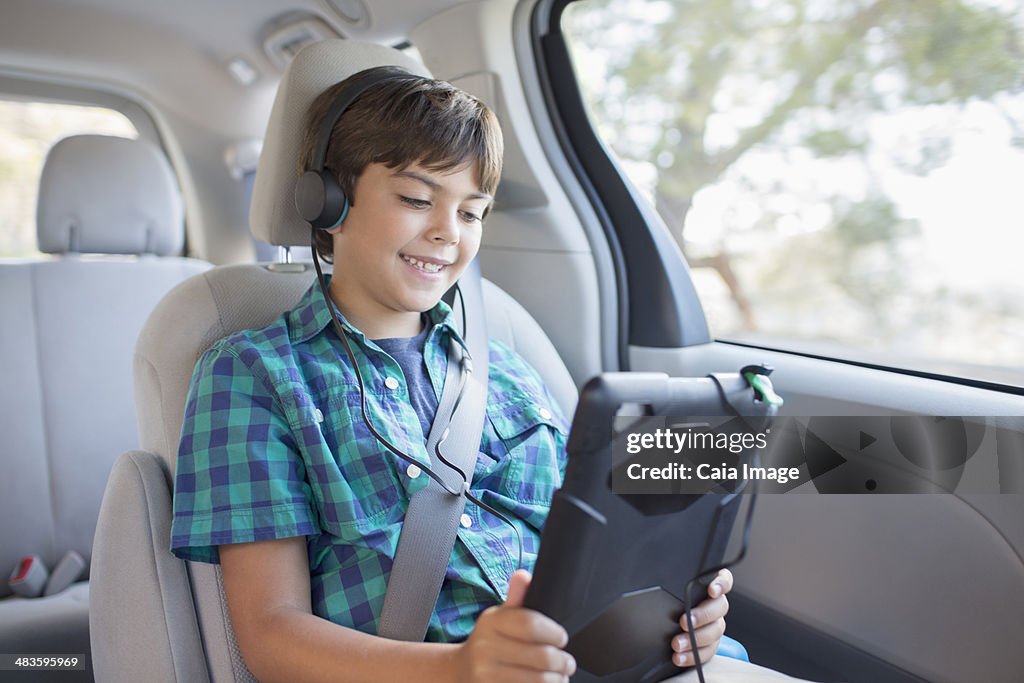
36,134,184,256
249,39,431,247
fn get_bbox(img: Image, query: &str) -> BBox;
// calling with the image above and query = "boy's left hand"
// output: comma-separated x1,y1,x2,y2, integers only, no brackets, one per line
670,568,733,668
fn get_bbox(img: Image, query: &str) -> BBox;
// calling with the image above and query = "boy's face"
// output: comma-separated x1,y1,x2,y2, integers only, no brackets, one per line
326,160,491,338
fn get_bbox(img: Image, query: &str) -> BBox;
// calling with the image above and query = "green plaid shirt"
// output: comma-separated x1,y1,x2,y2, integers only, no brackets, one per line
171,278,569,642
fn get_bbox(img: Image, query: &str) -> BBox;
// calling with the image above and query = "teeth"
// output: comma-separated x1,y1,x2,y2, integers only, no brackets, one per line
403,256,444,273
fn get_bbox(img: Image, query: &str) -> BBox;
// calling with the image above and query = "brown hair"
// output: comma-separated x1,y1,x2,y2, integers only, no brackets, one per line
298,66,504,261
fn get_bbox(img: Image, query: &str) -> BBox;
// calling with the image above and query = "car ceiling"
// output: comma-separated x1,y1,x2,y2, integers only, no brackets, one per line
0,0,469,138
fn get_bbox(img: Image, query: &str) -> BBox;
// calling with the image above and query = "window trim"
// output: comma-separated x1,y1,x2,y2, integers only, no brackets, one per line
531,0,712,351
0,72,160,145
721,339,1024,396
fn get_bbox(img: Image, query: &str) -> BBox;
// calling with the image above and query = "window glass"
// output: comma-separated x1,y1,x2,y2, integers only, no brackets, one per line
0,100,137,258
563,0,1024,385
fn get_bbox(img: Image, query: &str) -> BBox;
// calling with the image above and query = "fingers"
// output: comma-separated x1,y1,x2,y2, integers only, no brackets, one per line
670,570,733,673
486,606,568,648
460,651,574,683
504,569,532,608
491,641,577,677
465,605,576,682
672,617,726,653
679,594,729,631
707,568,734,598
671,643,718,669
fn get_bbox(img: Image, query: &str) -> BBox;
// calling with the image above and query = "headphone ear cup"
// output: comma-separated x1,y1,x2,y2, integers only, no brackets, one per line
295,170,349,230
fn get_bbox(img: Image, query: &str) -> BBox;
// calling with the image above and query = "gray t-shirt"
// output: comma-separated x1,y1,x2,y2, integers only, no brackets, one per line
373,321,438,440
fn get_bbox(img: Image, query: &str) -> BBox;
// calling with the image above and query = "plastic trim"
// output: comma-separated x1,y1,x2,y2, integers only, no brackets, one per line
530,0,711,350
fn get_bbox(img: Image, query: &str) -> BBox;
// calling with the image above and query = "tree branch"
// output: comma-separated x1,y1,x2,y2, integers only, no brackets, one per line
707,0,895,179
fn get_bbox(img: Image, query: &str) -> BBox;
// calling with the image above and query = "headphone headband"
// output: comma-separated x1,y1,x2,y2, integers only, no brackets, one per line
308,68,425,172
296,67,427,230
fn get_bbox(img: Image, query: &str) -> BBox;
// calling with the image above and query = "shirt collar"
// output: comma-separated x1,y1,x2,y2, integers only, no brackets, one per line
289,274,463,346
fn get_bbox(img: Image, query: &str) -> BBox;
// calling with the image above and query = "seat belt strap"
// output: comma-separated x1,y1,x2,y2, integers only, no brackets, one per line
377,259,490,642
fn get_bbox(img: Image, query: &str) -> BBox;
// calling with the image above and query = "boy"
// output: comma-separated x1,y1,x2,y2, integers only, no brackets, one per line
171,68,748,682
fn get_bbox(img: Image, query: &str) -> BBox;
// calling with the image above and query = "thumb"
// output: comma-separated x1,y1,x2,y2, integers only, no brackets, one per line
504,569,532,608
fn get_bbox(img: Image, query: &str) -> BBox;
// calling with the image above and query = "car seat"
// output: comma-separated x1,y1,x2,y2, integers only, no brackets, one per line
0,134,210,679
89,39,578,682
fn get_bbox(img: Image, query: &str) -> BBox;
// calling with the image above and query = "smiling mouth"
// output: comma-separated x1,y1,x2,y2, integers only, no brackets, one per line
401,255,448,274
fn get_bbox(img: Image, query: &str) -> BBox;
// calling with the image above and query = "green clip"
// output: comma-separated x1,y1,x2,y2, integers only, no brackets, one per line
744,372,784,408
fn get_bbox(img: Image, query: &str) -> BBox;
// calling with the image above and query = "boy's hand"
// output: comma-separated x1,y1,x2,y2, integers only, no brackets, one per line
454,569,577,683
671,568,733,668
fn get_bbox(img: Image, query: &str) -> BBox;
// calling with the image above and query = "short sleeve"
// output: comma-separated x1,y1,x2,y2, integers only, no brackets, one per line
485,339,571,491
170,341,318,564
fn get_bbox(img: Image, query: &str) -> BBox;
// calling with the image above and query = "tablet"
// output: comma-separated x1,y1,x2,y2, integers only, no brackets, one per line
523,368,779,683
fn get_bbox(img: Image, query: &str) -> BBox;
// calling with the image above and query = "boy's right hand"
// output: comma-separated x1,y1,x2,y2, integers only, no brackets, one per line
454,569,577,682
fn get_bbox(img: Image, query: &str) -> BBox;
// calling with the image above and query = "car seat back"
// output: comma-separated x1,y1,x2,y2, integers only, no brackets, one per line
0,134,209,671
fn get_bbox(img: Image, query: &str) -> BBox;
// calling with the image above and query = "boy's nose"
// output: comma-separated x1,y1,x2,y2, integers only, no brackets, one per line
428,212,460,244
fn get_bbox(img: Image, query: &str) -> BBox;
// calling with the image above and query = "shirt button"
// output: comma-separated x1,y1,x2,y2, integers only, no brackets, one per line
314,408,324,423
539,407,552,420
460,513,472,529
384,377,400,390
406,464,421,479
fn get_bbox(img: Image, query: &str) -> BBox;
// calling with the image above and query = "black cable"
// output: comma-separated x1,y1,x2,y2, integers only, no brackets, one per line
684,452,760,683
311,243,464,496
454,282,468,345
682,381,777,683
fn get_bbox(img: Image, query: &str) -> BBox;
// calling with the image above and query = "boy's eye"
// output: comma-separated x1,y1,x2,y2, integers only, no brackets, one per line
459,210,483,224
400,196,430,209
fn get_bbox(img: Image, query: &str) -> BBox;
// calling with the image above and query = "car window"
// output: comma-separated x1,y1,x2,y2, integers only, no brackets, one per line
0,99,137,258
562,0,1024,387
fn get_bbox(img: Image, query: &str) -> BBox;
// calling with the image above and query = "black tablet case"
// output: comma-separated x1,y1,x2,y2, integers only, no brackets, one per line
523,371,775,683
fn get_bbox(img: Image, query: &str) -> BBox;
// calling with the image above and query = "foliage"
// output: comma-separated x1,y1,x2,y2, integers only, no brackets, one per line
565,0,1023,352
568,0,1022,229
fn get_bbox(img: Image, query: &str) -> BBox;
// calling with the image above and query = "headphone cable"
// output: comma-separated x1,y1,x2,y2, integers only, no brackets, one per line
311,238,524,569
683,455,759,683
684,388,778,683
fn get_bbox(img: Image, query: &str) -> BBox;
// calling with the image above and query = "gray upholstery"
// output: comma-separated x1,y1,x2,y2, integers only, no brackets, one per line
482,280,577,417
0,583,90,649
91,40,577,682
133,265,322,469
0,260,211,575
0,134,209,663
0,583,91,683
90,450,208,683
249,39,429,247
97,265,318,683
37,134,185,256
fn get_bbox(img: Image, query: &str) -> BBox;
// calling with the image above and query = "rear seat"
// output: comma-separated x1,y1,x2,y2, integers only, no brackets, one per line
0,134,211,669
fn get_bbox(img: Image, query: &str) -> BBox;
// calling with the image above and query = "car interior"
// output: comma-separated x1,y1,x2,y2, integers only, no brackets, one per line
1,1,1022,682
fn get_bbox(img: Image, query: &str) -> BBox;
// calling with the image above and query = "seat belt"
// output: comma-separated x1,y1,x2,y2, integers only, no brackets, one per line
377,258,490,642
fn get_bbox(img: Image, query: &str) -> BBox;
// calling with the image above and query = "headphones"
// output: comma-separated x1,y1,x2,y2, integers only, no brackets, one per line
294,67,426,231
